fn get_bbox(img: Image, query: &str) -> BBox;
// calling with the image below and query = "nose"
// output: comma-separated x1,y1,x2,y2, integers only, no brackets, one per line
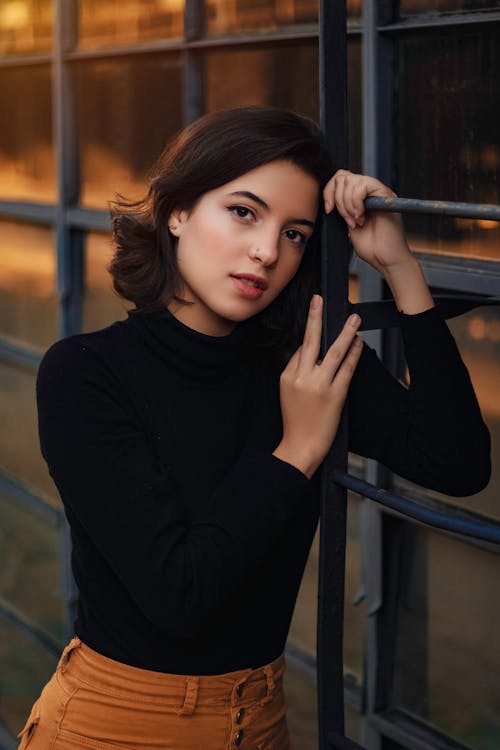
250,227,280,267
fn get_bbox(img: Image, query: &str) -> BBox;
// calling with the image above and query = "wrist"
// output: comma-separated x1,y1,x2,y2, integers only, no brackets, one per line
379,251,418,281
380,256,435,315
272,443,318,480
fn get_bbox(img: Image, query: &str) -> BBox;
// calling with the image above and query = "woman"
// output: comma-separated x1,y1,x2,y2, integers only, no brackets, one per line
20,106,490,749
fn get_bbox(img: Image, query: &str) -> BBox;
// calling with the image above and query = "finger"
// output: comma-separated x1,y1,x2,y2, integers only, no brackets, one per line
352,182,366,226
297,294,323,371
336,175,356,230
343,178,358,223
330,336,364,395
317,313,362,381
323,176,336,214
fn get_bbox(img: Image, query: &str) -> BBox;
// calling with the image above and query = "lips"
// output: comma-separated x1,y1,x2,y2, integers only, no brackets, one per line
230,274,268,290
230,276,266,300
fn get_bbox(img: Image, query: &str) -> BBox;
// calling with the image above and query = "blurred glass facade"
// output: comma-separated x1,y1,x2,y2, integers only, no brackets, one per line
0,1,498,749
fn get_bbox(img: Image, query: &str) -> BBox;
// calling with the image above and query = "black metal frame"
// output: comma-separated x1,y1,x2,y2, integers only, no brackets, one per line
0,1,499,749
318,1,500,748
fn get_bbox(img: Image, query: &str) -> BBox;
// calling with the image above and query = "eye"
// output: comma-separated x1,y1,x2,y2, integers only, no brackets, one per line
283,228,307,247
227,205,255,221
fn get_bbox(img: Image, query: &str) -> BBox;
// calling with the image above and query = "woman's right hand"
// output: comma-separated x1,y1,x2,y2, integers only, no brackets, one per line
272,294,363,479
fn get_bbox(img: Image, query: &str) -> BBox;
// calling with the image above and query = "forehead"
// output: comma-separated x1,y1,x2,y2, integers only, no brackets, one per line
214,160,320,214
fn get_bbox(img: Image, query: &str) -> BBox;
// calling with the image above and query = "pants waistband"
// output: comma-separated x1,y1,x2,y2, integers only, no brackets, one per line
57,637,286,715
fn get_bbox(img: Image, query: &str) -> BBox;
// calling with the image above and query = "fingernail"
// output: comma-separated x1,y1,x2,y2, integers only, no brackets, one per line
354,336,363,347
349,313,361,327
311,295,321,309
325,200,332,213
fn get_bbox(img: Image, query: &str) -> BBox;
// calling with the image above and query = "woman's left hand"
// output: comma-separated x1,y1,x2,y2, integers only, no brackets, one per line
323,169,413,275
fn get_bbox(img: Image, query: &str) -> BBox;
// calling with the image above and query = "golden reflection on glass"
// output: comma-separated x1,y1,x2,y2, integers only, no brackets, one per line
394,305,500,521
205,44,319,121
75,56,183,209
0,0,52,56
83,232,132,333
0,359,58,503
0,619,58,739
205,0,318,35
0,220,58,350
77,0,183,49
393,525,500,747
0,65,56,202
0,492,64,642
399,30,500,260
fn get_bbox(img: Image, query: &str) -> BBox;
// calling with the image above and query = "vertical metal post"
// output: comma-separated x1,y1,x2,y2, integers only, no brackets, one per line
53,0,82,339
183,0,205,124
317,0,351,746
53,0,80,642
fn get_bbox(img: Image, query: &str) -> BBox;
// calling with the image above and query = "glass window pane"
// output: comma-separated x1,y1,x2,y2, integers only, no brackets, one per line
82,232,131,333
0,491,64,641
75,54,183,209
0,359,57,502
77,0,183,49
394,304,500,521
0,220,57,350
398,30,500,260
0,0,53,56
205,0,318,36
0,64,55,202
0,619,57,741
284,662,318,750
205,43,319,121
392,524,500,747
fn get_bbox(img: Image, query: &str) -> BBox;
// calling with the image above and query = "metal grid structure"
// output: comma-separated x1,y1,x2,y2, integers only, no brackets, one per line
0,1,499,748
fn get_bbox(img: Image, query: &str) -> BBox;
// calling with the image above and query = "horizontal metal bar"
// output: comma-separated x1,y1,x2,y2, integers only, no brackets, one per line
370,709,471,750
0,336,44,370
0,472,62,527
0,53,52,68
0,201,56,224
64,27,319,61
349,292,500,331
365,196,500,221
328,734,365,750
0,594,62,657
65,206,111,231
332,471,500,545
379,8,500,33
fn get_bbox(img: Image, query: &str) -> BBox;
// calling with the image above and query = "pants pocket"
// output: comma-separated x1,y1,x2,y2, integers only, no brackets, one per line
53,728,136,750
16,699,41,750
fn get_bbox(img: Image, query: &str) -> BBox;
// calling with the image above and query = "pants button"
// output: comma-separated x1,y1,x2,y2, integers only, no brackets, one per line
234,729,244,745
236,708,245,723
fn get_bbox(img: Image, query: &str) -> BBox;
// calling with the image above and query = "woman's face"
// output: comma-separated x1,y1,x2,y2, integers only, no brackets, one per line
167,159,319,336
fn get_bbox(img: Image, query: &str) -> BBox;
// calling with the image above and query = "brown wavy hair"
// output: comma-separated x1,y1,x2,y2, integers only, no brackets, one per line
108,106,333,363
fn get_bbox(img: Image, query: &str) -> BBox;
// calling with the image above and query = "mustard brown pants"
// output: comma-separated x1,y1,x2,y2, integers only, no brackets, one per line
17,637,293,750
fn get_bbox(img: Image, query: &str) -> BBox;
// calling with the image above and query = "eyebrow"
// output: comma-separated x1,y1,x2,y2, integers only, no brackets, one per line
228,191,315,229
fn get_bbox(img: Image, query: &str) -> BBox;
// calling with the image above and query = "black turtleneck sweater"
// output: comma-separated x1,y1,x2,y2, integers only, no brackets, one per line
36,304,490,673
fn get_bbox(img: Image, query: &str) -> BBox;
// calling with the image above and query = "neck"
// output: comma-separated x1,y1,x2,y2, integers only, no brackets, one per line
166,299,237,337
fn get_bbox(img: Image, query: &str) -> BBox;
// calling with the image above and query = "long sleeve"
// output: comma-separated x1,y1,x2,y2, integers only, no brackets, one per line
347,304,491,496
36,337,310,640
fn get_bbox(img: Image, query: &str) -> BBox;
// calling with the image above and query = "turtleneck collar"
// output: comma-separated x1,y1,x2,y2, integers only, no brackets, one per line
126,306,263,382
